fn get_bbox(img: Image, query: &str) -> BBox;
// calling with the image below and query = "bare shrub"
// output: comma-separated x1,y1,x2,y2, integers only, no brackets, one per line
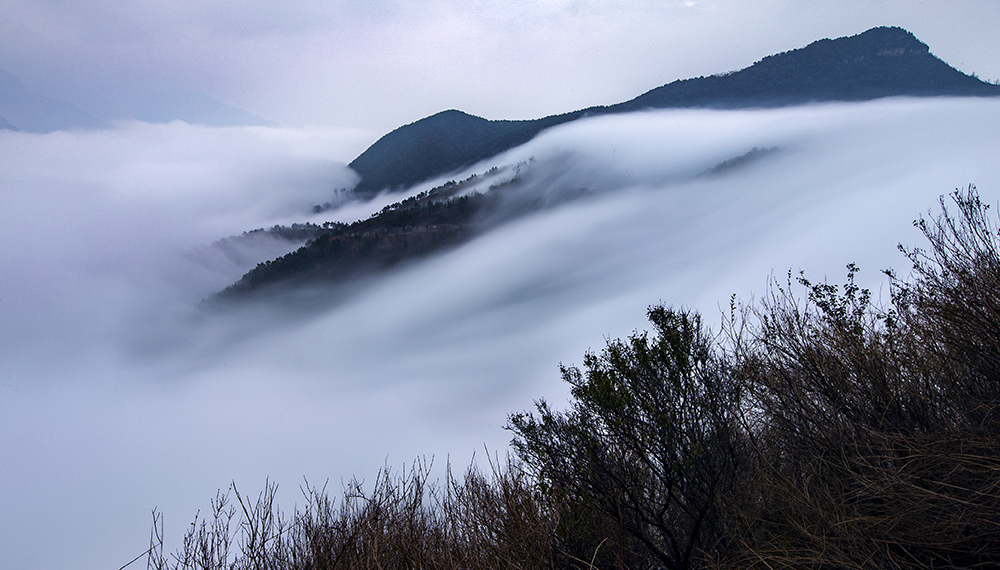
718,186,1000,569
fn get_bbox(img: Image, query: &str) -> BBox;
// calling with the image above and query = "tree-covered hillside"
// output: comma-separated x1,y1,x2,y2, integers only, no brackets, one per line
220,171,509,296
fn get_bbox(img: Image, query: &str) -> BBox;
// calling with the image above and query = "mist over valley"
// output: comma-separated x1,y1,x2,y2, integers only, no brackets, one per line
3,20,1000,570
4,97,1000,569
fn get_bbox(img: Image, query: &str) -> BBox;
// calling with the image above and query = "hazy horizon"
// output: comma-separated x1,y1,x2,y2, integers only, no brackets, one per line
3,1,1000,134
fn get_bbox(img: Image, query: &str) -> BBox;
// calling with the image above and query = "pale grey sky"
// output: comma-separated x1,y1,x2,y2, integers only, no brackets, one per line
1,0,999,134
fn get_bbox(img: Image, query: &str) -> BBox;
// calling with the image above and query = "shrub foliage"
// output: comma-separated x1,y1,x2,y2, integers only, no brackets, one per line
508,307,744,570
143,186,1000,570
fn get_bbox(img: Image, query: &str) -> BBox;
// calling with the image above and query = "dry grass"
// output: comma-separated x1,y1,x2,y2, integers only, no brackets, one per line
145,457,560,570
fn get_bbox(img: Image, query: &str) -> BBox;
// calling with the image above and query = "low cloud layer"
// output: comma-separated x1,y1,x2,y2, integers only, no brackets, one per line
2,99,1000,570
0,122,365,365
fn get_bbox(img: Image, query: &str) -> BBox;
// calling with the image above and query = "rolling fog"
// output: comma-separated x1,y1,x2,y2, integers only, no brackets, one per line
3,99,1000,570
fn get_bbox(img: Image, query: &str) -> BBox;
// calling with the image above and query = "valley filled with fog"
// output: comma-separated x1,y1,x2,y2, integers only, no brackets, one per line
3,99,1000,570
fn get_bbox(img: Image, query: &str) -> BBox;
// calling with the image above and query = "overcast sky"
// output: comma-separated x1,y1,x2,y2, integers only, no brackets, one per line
2,0,1000,134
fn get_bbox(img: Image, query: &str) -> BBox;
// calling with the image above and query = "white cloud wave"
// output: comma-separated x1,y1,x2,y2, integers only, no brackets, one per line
1,98,999,569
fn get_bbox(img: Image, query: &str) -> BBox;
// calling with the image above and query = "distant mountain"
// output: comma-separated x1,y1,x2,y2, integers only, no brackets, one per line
0,66,272,132
0,67,105,132
350,26,1000,197
92,88,275,127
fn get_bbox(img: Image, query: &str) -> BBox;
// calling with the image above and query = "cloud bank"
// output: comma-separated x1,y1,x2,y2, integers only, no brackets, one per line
2,98,1000,569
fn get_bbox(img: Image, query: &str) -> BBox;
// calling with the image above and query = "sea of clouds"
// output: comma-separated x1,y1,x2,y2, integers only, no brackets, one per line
2,98,1000,570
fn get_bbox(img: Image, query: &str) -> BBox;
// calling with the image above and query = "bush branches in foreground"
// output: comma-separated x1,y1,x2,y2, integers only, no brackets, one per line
142,185,1000,570
715,185,1000,570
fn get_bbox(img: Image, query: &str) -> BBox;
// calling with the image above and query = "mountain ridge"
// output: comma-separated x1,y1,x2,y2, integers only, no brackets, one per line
221,26,1000,298
0,66,273,132
0,67,105,132
349,26,1000,197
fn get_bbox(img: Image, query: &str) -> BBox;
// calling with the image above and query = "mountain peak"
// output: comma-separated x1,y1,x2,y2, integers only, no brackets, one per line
755,25,932,70
348,110,539,194
746,26,931,73
801,26,927,54
846,25,926,50
619,26,993,111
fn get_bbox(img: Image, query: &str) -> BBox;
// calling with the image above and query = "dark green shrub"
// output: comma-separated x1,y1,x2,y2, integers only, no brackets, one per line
509,308,745,570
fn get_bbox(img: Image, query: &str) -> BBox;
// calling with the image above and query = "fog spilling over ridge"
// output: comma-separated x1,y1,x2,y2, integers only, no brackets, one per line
0,122,366,367
2,99,1000,570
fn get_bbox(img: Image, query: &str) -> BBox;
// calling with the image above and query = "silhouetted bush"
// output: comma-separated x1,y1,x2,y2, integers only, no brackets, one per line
509,307,745,570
